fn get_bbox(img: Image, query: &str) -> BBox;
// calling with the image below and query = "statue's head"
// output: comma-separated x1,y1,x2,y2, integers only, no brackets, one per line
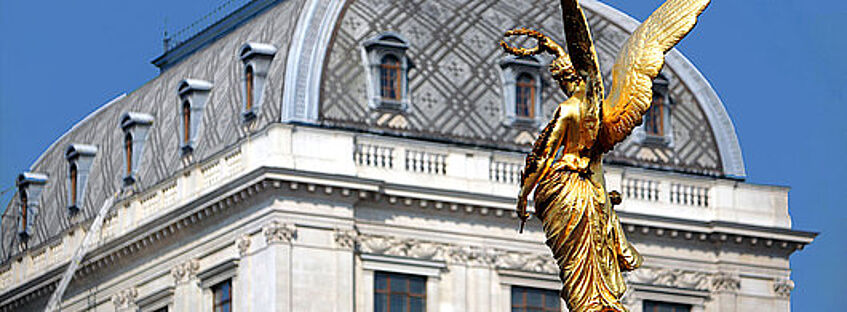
500,28,580,96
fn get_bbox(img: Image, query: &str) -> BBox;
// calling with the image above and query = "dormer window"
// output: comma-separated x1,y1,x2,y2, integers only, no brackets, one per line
380,55,402,101
66,144,97,213
363,32,411,111
640,74,673,146
499,56,543,127
120,112,154,185
177,79,212,153
515,73,536,119
16,172,48,240
240,43,277,120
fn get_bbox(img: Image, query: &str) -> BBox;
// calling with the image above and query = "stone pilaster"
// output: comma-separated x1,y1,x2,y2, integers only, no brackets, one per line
711,272,741,312
171,259,201,312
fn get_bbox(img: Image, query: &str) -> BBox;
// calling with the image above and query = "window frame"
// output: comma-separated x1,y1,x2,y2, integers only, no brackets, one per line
245,66,254,112
499,56,544,128
125,132,133,177
639,74,674,146
515,73,537,119
374,272,427,312
212,279,233,312
510,285,560,312
363,32,411,112
19,188,27,234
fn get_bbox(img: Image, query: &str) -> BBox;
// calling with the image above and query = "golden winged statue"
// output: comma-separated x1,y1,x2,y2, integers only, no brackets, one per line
501,0,710,311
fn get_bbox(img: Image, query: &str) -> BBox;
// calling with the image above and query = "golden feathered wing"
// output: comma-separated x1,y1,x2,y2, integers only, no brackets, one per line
596,0,710,152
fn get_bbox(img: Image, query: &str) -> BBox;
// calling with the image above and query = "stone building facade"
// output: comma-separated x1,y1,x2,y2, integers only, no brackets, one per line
0,0,814,311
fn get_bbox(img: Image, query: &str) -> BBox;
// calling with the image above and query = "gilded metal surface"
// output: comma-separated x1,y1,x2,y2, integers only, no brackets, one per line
504,0,710,311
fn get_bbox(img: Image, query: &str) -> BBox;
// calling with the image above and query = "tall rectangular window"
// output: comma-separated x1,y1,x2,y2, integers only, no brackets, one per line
212,279,232,312
643,300,691,312
510,286,559,312
374,272,425,312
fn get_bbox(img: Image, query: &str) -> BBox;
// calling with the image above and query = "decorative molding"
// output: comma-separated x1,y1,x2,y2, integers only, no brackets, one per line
494,250,558,274
626,267,711,292
773,278,794,298
263,220,295,244
110,287,138,309
711,272,741,293
357,234,450,262
334,229,357,250
170,259,199,284
236,234,252,257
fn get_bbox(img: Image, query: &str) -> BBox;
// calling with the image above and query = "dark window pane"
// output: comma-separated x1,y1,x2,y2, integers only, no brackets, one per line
375,293,388,312
410,278,425,294
410,297,425,312
643,300,690,312
512,308,523,312
390,276,408,292
511,288,523,305
222,305,231,312
376,274,388,290
544,292,559,309
390,294,406,312
527,291,542,307
528,308,542,312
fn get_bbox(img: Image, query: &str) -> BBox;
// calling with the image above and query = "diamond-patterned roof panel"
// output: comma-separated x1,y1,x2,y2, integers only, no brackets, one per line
320,0,723,175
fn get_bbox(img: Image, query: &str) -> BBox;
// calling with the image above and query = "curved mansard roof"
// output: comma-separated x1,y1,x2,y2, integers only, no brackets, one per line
1,0,306,257
1,0,744,259
318,0,745,177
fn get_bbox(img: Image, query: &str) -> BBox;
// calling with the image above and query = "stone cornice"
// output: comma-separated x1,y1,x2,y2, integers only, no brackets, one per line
0,166,814,310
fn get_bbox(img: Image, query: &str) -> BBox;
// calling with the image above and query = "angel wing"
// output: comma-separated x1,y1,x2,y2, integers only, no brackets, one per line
596,0,710,152
559,0,602,87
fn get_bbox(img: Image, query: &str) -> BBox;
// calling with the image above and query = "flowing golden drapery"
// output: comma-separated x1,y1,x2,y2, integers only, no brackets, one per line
504,1,709,311
535,163,641,312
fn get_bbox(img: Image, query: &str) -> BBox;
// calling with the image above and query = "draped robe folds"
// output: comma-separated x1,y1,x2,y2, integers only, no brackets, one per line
534,160,642,312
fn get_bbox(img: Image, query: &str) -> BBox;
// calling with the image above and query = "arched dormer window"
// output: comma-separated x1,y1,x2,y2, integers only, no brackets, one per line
515,73,536,119
182,100,191,144
124,132,133,177
120,112,153,185
640,74,673,145
363,32,411,111
177,79,212,153
499,56,543,127
380,55,402,101
240,42,277,120
65,143,96,213
16,172,47,239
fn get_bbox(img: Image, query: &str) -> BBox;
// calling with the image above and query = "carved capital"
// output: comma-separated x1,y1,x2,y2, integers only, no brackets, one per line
773,278,794,298
110,287,138,309
450,245,499,267
334,229,357,250
236,234,252,257
263,220,295,244
171,259,200,284
711,272,741,293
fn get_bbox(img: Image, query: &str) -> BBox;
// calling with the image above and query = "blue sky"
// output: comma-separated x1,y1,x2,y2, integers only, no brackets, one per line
1,0,845,310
